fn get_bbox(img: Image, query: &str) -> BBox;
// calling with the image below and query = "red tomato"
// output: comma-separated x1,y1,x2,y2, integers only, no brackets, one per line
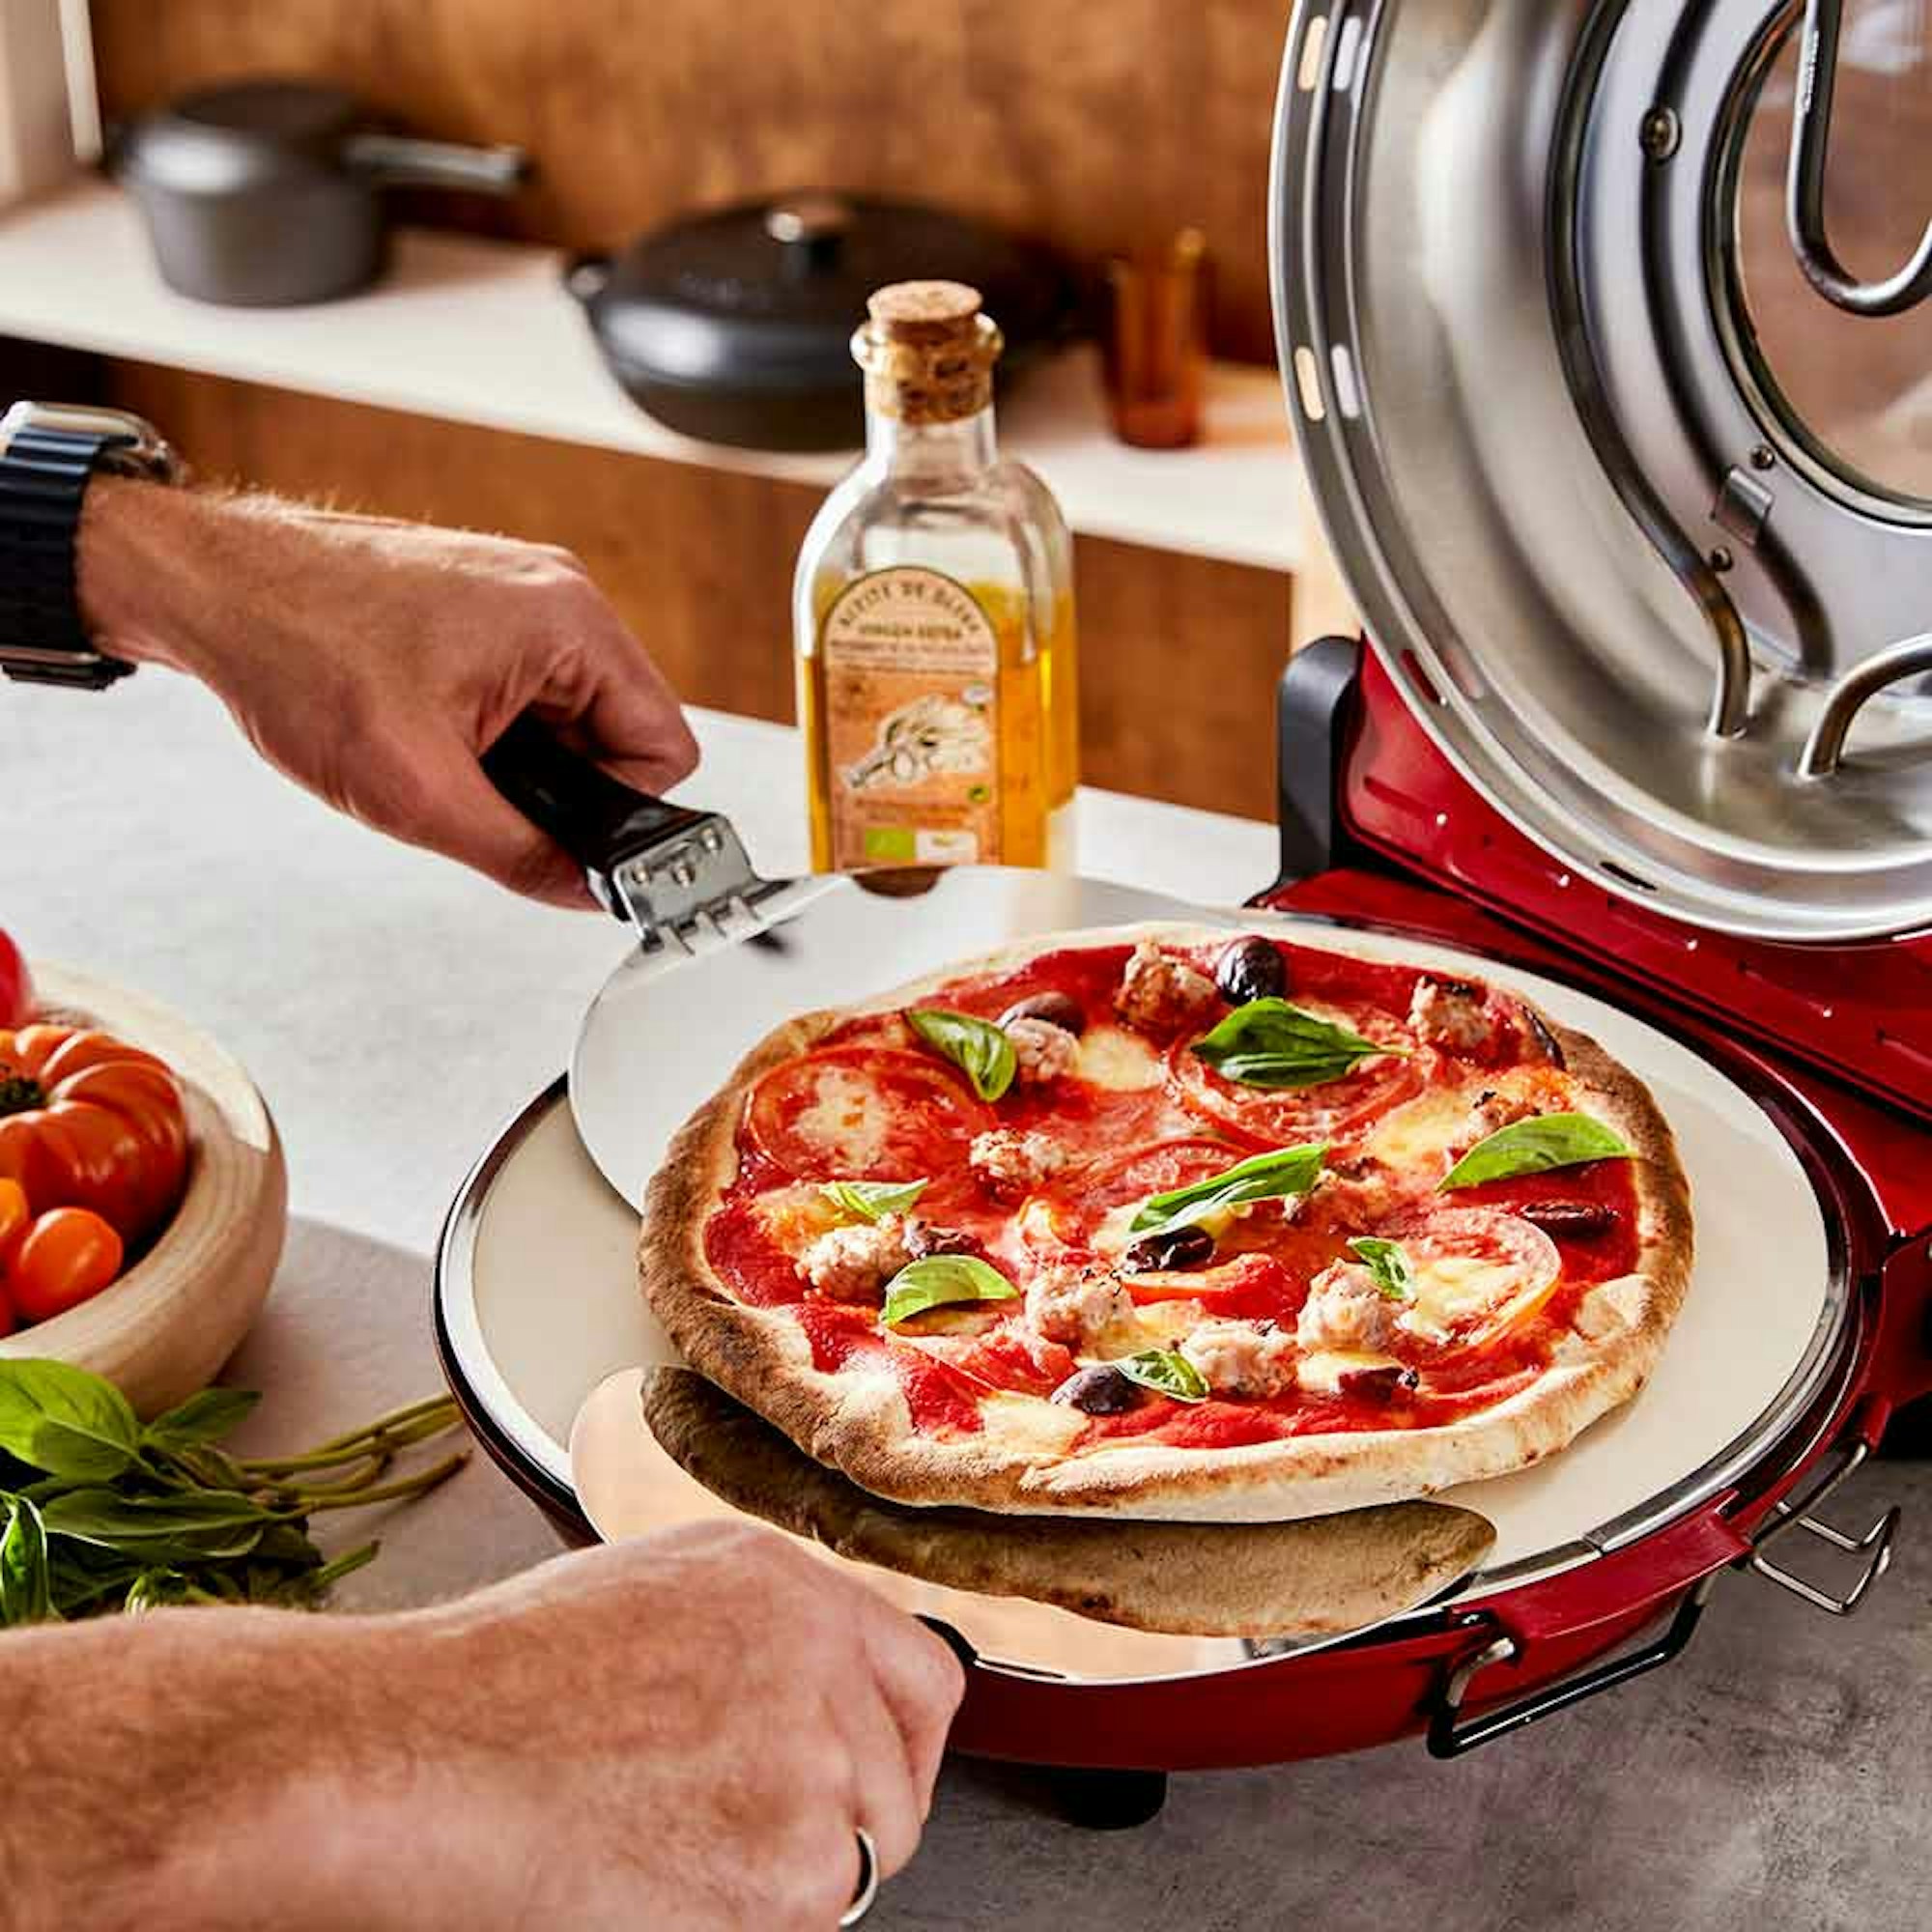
9,1207,125,1324
0,1026,187,1241
0,933,29,1030
0,1176,29,1273
745,1046,990,1184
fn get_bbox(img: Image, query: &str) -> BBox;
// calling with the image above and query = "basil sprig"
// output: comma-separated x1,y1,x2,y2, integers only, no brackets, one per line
1131,1143,1327,1236
820,1179,928,1223
1440,1113,1632,1190
882,1255,1019,1327
1348,1236,1415,1302
907,1009,1016,1102
1113,1350,1210,1404
0,1358,466,1628
1191,999,1406,1090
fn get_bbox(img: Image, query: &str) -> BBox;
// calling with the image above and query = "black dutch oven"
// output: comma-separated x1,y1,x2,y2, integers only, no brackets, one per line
566,191,1076,451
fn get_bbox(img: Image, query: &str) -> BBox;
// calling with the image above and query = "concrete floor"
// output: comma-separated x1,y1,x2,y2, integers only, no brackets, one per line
881,1450,1930,1931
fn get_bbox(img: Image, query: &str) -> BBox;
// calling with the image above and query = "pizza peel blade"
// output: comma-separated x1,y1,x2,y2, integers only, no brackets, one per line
480,714,1236,1209
568,1367,1499,1660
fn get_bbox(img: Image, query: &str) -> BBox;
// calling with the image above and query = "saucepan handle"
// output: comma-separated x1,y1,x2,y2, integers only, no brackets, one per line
481,713,714,918
343,132,531,196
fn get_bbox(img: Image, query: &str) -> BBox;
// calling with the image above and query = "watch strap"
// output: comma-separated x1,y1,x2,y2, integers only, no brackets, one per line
0,424,136,689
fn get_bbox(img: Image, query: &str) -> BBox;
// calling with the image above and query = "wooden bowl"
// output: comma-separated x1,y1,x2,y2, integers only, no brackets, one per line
1,964,287,1415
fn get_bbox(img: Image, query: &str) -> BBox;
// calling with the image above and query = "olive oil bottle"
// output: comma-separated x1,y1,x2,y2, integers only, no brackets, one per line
794,280,1078,872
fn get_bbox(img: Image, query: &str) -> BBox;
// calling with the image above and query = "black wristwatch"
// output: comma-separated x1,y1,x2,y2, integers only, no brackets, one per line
0,401,182,690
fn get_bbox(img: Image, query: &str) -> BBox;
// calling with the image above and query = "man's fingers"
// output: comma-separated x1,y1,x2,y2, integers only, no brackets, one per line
567,618,702,797
855,1605,966,1825
381,732,596,909
837,1678,927,1881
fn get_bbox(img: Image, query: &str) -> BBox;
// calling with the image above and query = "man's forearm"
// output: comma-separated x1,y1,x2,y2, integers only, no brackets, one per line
3,1607,418,1931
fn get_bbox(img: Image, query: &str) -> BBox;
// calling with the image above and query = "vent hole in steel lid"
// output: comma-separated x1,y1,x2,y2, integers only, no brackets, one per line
1331,15,1364,91
1329,343,1362,419
1600,861,1658,895
1293,345,1326,421
1296,14,1329,91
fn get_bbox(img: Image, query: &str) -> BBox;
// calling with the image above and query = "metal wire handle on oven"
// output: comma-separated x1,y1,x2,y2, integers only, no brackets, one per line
1786,0,1932,318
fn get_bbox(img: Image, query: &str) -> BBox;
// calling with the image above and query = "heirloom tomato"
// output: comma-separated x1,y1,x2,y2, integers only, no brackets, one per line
8,1207,124,1323
0,1025,187,1242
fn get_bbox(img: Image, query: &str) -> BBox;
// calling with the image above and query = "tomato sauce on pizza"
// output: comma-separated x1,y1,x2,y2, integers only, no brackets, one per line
681,927,1674,1488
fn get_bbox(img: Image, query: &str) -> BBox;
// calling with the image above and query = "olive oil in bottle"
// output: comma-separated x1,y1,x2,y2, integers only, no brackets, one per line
794,280,1078,872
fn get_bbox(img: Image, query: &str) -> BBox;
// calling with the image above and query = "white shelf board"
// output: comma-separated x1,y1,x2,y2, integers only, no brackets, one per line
0,179,1304,572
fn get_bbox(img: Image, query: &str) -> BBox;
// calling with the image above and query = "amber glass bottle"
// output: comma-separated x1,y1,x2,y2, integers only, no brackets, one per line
793,280,1078,872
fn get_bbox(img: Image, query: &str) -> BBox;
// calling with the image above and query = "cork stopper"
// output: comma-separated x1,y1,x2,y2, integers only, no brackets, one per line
855,280,1004,425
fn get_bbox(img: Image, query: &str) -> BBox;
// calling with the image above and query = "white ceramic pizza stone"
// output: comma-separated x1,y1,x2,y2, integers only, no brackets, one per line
443,902,1838,1608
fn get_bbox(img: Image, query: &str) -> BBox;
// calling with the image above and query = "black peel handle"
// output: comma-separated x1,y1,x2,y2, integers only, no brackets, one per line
481,713,711,917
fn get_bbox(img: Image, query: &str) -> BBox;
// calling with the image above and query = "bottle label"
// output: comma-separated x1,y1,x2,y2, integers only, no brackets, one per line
818,567,1002,869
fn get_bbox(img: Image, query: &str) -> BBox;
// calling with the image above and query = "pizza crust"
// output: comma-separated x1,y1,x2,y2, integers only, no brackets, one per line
638,922,1694,1523
639,1364,1496,1639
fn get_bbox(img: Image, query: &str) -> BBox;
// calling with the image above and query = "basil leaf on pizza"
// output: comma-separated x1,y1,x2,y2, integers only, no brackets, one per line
1131,1143,1327,1235
1441,1113,1632,1190
907,1009,1017,1102
881,1255,1019,1327
1192,999,1405,1090
1348,1236,1415,1302
1114,1350,1210,1404
821,1179,929,1223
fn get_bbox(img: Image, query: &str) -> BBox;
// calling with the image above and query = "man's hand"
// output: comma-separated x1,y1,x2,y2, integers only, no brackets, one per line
76,479,700,907
396,1524,964,1929
7,1522,964,1932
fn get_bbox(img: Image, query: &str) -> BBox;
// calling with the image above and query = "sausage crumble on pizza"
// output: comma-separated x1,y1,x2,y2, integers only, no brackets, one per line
639,923,1692,1520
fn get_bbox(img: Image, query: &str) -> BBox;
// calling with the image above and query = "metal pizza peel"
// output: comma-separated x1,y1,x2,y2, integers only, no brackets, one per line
483,717,1230,1210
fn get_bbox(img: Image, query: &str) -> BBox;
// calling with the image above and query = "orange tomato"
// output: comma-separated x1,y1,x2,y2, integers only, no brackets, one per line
9,1207,124,1324
0,1026,187,1241
0,1175,29,1273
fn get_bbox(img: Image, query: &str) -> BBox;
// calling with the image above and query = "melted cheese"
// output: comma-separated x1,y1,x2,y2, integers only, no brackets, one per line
789,1068,890,1168
1400,1248,1554,1345
1076,1025,1165,1092
753,1184,844,1253
1128,1299,1208,1350
1296,1348,1404,1394
1364,1084,1471,1169
979,1391,1086,1454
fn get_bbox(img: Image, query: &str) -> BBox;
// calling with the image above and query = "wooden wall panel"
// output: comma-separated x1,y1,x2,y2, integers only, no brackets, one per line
103,363,1296,821
89,0,1287,364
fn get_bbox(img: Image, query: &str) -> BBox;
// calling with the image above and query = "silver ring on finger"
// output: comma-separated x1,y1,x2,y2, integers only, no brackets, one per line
839,1827,880,1926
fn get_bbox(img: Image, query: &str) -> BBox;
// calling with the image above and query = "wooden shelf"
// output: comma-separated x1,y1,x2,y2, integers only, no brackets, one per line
0,179,1306,572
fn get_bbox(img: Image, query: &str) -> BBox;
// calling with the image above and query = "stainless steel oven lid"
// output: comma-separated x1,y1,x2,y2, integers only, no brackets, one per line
1271,0,1932,941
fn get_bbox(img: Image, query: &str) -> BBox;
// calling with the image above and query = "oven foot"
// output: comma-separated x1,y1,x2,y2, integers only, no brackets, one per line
1046,1768,1170,1830
1879,1392,1932,1459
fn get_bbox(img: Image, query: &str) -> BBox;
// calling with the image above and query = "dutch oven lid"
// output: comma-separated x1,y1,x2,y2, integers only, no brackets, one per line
1272,1,1932,942
570,190,1067,396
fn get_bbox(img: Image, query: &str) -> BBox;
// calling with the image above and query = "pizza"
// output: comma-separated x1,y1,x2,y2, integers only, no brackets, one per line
639,1365,1496,1639
639,923,1693,1521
